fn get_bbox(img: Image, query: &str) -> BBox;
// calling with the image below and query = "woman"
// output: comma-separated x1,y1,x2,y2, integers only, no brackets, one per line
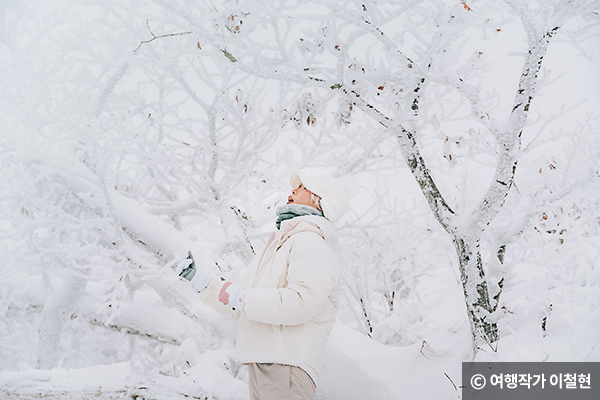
177,170,349,400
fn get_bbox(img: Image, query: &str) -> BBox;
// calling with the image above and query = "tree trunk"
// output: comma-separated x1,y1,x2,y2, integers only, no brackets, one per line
452,235,498,354
340,89,500,353
37,274,86,369
392,124,501,353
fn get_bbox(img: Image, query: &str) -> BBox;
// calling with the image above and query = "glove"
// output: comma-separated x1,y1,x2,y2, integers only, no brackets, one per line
176,251,212,293
217,279,247,311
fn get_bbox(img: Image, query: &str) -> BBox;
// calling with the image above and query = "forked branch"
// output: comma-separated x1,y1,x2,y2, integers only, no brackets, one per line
134,20,193,52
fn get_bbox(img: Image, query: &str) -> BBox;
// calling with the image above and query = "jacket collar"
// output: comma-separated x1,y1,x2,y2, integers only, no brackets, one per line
279,215,339,250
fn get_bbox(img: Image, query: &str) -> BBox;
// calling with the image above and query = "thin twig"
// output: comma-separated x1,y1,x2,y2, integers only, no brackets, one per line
359,297,373,338
419,340,431,359
445,372,457,391
134,19,193,52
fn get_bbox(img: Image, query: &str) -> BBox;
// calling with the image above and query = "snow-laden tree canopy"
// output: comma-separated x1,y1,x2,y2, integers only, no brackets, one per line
1,0,599,399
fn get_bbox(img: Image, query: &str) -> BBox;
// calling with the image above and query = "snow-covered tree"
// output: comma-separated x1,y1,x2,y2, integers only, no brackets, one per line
175,0,598,354
1,0,599,398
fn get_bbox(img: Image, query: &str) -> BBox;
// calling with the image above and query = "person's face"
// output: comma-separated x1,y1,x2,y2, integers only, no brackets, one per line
287,183,315,207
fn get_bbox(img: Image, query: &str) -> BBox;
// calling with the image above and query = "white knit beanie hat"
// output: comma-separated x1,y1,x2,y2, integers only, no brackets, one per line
290,170,350,222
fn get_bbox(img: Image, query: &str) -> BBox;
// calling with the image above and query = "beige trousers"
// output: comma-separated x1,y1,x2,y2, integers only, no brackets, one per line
248,363,316,400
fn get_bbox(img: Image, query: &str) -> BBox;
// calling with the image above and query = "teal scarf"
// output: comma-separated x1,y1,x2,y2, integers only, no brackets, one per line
275,204,324,229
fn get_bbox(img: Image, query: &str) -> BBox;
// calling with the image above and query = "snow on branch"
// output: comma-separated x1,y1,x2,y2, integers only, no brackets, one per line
334,83,457,232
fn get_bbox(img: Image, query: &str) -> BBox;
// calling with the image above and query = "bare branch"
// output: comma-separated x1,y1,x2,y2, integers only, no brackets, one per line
134,19,193,52
88,318,181,345
335,84,457,233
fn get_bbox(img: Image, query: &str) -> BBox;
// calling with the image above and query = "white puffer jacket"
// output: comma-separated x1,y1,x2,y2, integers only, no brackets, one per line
199,215,341,384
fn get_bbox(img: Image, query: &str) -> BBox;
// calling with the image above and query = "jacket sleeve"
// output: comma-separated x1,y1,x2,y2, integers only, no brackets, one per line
242,231,339,326
196,256,257,319
197,274,240,319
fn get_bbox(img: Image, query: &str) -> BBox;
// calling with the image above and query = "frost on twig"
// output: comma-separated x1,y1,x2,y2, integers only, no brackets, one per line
134,19,192,52
88,318,181,346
